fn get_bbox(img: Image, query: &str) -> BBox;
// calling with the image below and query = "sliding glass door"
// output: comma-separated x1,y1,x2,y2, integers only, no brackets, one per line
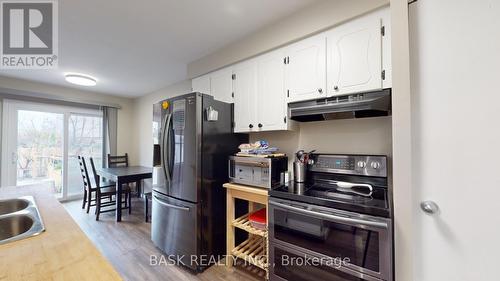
67,114,103,197
16,110,64,194
1,100,103,200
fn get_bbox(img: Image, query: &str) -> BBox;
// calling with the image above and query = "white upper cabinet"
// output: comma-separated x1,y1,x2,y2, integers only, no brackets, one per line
256,48,287,131
380,7,392,89
191,74,211,95
192,7,391,133
210,67,233,103
327,10,384,96
232,60,257,133
285,33,327,103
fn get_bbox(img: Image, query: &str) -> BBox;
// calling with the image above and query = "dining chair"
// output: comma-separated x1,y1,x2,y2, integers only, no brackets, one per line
107,153,142,197
79,155,116,213
89,157,132,221
78,155,92,211
144,192,152,223
107,153,129,167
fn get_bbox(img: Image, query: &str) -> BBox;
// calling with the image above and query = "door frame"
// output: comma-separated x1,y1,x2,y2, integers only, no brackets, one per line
1,99,102,201
389,1,413,281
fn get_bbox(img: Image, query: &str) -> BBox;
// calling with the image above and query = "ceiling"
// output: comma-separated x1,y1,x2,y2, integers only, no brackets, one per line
0,0,318,97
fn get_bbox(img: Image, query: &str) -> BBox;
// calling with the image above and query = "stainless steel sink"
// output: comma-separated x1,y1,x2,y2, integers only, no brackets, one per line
0,196,45,245
0,198,29,216
0,215,34,241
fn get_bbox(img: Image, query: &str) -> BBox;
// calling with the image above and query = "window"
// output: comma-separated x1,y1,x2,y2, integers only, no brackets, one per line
1,100,103,201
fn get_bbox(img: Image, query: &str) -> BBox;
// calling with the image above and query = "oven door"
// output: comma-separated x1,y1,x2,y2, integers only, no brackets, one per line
269,198,392,281
270,240,382,281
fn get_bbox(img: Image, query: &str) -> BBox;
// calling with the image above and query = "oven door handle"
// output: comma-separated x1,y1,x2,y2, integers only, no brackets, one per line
270,201,388,229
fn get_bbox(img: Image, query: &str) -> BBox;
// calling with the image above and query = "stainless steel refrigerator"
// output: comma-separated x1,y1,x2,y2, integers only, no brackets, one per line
151,92,247,272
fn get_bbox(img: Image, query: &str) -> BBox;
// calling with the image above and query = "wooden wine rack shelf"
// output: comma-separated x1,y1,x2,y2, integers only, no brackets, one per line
232,213,267,237
231,235,268,270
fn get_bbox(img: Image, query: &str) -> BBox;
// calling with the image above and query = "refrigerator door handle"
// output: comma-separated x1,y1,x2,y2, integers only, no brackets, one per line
153,195,190,212
162,113,172,183
166,113,174,180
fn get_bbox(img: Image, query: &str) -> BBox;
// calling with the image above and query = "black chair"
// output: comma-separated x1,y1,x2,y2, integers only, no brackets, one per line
107,153,142,197
79,155,116,214
144,192,152,222
87,157,132,221
107,153,129,168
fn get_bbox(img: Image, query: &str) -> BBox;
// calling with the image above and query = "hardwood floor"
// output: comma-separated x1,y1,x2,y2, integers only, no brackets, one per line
63,197,265,281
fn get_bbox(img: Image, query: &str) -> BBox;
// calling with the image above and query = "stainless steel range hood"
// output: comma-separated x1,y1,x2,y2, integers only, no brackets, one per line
288,89,391,122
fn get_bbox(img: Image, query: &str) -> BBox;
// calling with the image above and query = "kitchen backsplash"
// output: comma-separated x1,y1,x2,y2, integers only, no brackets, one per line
249,117,392,174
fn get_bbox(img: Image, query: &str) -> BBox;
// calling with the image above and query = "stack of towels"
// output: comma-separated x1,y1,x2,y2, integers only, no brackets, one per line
238,140,279,155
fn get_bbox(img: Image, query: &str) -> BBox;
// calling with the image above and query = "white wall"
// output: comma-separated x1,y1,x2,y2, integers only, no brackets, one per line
188,0,389,77
0,76,135,162
250,117,392,172
131,80,192,167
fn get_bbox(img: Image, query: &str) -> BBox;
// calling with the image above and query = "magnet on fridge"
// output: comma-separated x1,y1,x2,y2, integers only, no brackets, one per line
205,106,218,121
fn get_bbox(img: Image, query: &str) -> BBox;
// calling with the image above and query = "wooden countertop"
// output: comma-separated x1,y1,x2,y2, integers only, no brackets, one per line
222,183,269,196
0,184,121,281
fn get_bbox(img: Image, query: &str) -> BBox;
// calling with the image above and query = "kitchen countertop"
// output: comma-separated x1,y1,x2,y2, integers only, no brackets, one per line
0,184,121,281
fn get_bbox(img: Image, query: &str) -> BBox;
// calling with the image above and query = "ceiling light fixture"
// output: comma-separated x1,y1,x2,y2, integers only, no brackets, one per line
64,73,97,86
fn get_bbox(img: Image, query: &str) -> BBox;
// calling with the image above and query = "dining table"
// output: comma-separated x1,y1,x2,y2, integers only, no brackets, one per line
97,166,153,222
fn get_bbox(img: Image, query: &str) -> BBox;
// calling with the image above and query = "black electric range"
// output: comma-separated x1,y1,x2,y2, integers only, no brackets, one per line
269,154,393,281
270,154,391,218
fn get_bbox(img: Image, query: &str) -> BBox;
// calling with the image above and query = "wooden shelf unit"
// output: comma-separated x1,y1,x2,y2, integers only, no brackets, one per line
224,183,269,277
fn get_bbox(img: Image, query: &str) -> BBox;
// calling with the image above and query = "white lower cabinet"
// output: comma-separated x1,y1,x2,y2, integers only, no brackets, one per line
327,9,385,96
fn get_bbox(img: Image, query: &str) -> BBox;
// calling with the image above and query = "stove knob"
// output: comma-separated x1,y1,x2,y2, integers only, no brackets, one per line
371,161,381,169
357,161,366,168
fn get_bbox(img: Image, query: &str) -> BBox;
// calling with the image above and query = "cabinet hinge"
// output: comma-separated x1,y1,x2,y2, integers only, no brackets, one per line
231,74,236,80
381,26,385,36
287,90,290,98
381,70,386,80
231,92,234,98
284,117,287,124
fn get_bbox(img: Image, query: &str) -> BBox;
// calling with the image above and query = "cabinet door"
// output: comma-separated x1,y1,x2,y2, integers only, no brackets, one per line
285,33,327,103
327,13,382,96
191,74,210,95
380,7,392,89
210,67,233,103
233,60,257,133
256,49,287,131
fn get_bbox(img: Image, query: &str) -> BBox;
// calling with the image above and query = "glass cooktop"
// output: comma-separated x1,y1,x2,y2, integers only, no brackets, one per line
270,181,390,217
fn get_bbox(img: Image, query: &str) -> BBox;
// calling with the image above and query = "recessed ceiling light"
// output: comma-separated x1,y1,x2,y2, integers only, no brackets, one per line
65,73,97,86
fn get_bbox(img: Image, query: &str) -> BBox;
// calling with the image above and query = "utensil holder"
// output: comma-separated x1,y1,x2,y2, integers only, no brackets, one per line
294,161,306,183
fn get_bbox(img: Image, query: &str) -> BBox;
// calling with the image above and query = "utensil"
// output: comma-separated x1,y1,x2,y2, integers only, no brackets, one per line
303,150,315,164
295,150,305,162
336,181,373,197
